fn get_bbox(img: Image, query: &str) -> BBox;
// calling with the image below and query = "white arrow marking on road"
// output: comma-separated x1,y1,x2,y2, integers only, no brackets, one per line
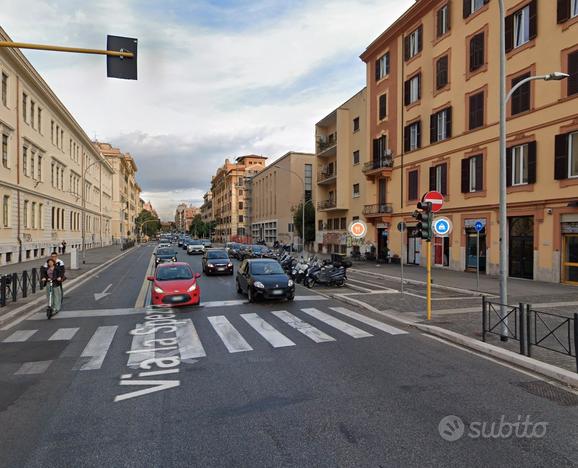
94,284,113,301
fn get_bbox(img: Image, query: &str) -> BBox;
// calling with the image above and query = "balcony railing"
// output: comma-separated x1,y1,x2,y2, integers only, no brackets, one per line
363,157,394,173
317,166,337,183
362,203,393,215
318,199,337,210
316,133,337,153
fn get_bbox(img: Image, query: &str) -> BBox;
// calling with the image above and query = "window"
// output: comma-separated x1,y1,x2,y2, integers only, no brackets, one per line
22,93,27,122
430,107,452,143
2,134,8,168
404,74,421,105
404,121,421,152
375,52,389,80
22,146,28,176
37,108,42,133
353,117,360,132
464,0,487,18
2,195,9,227
238,201,243,210
437,4,450,37
468,91,485,130
557,0,578,23
239,215,244,222
514,5,530,47
30,101,35,128
353,150,360,165
60,129,64,149
340,217,347,230
556,131,578,179
429,163,448,195
304,163,313,201
404,26,422,60
373,135,388,162
436,55,449,90
37,154,42,180
23,200,29,228
408,170,419,201
38,203,43,229
511,72,531,115
506,1,537,52
327,218,333,230
507,143,537,186
378,94,387,120
31,202,36,229
1,73,7,106
469,32,485,72
30,151,35,179
461,155,483,193
318,220,323,231
567,50,578,97
352,184,360,198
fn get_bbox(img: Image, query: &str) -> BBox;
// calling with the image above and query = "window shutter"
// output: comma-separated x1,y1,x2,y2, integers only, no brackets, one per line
506,147,513,187
417,73,421,100
505,14,514,53
429,166,436,190
404,126,410,152
404,80,410,106
554,133,569,180
447,2,452,31
416,121,422,149
446,107,452,138
437,8,443,37
430,114,437,144
529,0,538,40
404,36,410,61
463,0,471,18
441,163,448,195
557,0,570,23
527,141,537,184
475,156,483,191
461,159,469,193
469,36,475,71
436,58,442,89
385,52,390,75
379,94,387,120
375,60,380,81
568,51,578,96
417,26,423,52
409,171,418,200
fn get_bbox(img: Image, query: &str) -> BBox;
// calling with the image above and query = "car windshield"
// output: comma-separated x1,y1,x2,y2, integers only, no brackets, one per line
190,240,202,245
157,248,175,256
156,265,193,281
250,262,284,275
208,251,228,259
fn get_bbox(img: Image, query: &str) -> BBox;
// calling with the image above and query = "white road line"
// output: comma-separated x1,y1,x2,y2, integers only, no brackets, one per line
207,316,253,353
329,307,408,335
176,320,206,359
15,360,53,375
241,313,295,348
3,330,37,342
134,253,157,308
75,326,118,371
293,296,328,301
48,328,79,341
203,300,247,308
127,323,155,369
28,308,142,320
271,310,335,343
300,308,373,339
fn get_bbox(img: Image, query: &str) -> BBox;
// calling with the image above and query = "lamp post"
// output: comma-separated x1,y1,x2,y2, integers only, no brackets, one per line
497,0,568,338
138,218,159,241
274,165,307,252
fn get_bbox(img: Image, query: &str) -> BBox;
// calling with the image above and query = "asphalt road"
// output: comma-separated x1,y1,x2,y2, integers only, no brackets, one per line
0,243,577,467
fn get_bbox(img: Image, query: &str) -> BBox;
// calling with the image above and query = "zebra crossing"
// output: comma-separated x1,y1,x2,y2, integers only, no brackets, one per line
2,307,408,376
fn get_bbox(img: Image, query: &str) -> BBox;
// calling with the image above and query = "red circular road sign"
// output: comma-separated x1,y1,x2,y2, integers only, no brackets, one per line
422,191,444,213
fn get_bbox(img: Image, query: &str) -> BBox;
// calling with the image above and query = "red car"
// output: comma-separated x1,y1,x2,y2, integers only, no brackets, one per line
148,262,201,306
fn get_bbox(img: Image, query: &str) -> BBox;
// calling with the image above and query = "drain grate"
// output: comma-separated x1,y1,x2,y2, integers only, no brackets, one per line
513,380,578,406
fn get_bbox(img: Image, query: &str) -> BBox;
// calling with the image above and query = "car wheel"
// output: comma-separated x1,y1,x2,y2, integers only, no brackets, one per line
247,287,255,303
286,294,295,301
236,280,243,294
335,278,345,287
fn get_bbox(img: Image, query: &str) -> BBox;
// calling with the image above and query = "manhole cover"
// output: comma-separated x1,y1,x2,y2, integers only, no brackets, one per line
513,380,578,407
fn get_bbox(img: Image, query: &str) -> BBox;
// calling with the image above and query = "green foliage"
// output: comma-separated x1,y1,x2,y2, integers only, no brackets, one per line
292,201,315,242
189,215,216,238
136,210,161,237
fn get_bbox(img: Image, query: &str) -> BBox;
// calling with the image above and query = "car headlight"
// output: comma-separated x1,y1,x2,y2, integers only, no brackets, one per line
207,263,214,268
227,263,233,267
154,286,164,294
288,280,294,287
172,257,177,261
187,283,197,292
254,281,265,289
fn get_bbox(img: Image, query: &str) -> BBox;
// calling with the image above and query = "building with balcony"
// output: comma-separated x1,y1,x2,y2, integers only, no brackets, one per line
250,151,314,247
360,0,578,283
314,88,376,256
200,191,213,226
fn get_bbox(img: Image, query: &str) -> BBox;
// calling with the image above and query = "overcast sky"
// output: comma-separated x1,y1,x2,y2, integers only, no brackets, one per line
2,0,413,220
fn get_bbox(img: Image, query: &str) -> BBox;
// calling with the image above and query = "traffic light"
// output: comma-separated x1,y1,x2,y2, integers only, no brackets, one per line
411,201,433,241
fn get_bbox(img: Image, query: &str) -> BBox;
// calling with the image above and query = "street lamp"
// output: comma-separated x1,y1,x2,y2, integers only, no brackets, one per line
498,0,568,338
274,165,308,253
137,218,159,241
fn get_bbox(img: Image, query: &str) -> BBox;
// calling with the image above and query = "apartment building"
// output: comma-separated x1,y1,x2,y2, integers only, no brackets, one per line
0,27,115,265
200,191,213,225
315,88,376,256
175,203,200,232
250,152,314,246
360,0,578,284
211,155,267,243
94,143,141,242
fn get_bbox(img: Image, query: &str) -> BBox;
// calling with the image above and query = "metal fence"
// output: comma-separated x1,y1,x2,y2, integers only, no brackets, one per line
482,297,578,373
0,268,45,307
121,240,136,251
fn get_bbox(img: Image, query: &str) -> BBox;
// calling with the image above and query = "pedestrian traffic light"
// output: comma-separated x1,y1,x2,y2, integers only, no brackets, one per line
412,201,433,241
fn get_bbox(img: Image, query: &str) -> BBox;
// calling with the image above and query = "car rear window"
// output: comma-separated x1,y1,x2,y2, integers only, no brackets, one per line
250,261,284,275
156,265,193,281
157,248,176,255
207,251,228,259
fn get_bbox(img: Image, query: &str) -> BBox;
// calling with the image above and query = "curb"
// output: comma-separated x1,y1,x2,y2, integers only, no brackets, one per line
0,245,144,329
332,292,578,390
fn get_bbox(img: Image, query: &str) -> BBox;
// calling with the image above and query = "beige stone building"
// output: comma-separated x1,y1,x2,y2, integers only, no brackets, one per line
94,143,141,243
359,0,578,283
200,191,213,225
174,203,200,232
211,155,267,243
250,152,314,247
0,26,115,265
315,88,375,256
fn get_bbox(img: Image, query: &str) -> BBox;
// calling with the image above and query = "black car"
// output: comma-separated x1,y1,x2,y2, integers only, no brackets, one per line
248,245,270,258
155,247,178,266
236,244,250,260
202,249,234,275
236,259,295,302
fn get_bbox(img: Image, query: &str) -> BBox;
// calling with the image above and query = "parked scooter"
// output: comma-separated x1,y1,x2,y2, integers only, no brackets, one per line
303,260,347,288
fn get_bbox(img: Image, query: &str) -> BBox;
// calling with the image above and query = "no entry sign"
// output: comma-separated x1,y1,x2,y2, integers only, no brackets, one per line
422,191,444,213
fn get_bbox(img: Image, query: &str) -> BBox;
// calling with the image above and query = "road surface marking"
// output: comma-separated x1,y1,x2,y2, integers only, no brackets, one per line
127,323,155,369
330,307,408,335
74,326,117,371
3,330,37,342
134,252,156,308
271,310,335,343
300,308,373,339
203,300,247,308
114,379,180,402
176,319,206,359
28,308,143,320
207,316,253,353
15,360,53,375
48,328,79,341
294,296,328,301
240,313,295,348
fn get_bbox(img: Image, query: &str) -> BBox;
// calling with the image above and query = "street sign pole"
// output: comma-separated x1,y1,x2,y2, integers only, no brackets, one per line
401,227,404,295
426,239,432,321
477,231,480,291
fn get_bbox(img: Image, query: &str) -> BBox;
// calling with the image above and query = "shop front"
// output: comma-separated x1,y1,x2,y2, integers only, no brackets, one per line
407,226,421,265
561,221,578,285
376,222,389,261
464,219,486,272
509,216,534,280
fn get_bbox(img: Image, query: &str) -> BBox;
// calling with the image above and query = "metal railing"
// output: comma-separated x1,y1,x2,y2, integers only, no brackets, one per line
318,199,337,210
363,157,394,172
317,167,337,183
482,297,578,372
317,133,337,153
362,203,393,215
0,268,44,307
121,240,135,251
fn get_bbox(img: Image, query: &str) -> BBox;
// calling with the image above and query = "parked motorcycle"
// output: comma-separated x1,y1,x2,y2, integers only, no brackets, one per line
303,260,347,288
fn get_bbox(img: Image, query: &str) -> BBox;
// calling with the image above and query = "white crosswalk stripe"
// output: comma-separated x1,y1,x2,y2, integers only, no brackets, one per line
15,360,53,375
49,328,79,341
127,323,155,369
300,308,373,339
176,319,207,360
208,316,253,353
271,310,336,343
329,307,408,335
241,313,295,348
74,326,118,371
3,330,38,342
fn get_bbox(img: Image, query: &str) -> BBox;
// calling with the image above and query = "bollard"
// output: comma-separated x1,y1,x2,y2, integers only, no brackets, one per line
527,307,533,358
518,303,526,356
22,270,28,298
574,313,578,374
0,276,6,307
11,273,17,302
31,268,37,293
70,247,79,270
482,296,487,342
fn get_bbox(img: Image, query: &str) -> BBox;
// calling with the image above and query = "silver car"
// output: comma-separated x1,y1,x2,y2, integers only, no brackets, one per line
187,240,205,255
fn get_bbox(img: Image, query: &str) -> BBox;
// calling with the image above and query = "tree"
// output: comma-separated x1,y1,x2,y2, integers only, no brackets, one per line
292,201,315,244
136,210,161,238
189,214,205,238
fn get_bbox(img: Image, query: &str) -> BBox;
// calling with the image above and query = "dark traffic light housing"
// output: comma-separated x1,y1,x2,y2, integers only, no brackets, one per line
412,201,433,241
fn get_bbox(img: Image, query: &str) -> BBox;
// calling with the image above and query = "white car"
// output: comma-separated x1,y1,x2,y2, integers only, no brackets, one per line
187,241,205,255
157,242,172,249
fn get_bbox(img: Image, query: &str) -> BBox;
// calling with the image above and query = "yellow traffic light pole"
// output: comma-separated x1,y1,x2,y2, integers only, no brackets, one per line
0,41,134,58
